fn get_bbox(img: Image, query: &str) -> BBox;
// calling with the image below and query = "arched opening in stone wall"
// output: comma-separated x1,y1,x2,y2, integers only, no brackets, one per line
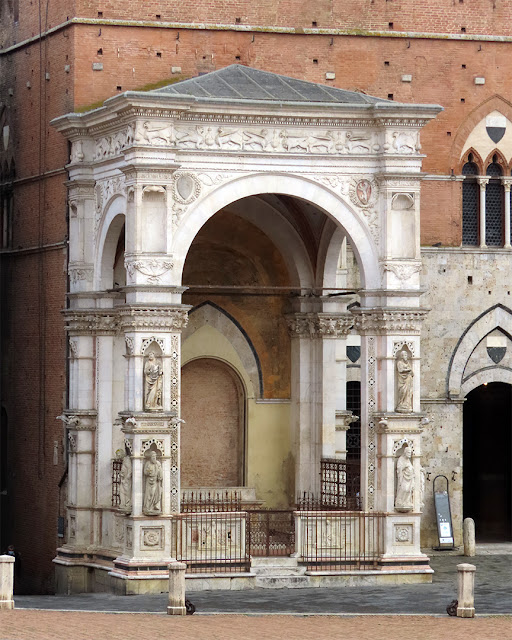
179,193,362,505
463,382,512,541
181,358,246,487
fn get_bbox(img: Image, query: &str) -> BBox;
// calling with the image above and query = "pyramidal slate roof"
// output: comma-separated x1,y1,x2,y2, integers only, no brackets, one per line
152,65,388,105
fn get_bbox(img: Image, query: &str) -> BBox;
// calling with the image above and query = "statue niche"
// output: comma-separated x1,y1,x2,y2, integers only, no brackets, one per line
395,444,414,512
143,346,163,412
395,347,414,413
143,448,163,515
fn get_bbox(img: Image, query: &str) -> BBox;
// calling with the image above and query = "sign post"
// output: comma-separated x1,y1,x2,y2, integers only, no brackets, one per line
433,475,455,550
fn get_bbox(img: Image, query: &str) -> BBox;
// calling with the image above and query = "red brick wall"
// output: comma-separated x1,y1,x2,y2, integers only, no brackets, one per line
181,359,244,487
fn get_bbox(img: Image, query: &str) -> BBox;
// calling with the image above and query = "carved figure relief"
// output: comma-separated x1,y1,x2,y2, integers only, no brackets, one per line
395,349,414,413
119,455,132,511
135,121,174,146
395,445,414,511
392,131,419,154
143,351,163,411
143,451,163,515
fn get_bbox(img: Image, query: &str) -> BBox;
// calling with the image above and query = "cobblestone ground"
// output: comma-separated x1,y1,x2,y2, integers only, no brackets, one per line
1,611,511,640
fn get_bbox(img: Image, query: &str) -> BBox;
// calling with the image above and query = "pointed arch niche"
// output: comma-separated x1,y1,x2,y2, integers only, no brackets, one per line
448,304,512,398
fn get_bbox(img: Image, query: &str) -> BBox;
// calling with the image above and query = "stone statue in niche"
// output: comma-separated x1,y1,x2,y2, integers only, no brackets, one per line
395,349,414,413
144,351,163,411
395,445,414,511
143,451,163,515
119,455,132,511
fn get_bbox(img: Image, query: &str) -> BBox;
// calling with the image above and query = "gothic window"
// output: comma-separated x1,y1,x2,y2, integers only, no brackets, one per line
485,156,504,247
462,158,479,246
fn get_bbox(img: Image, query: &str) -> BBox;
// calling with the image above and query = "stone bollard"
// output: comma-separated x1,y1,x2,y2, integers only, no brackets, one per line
0,555,15,610
167,562,187,616
463,518,476,557
457,563,476,618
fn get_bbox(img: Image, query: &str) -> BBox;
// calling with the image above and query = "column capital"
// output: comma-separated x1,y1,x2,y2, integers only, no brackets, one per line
476,176,490,187
501,176,512,191
351,307,428,335
286,312,353,338
118,304,191,332
63,309,118,335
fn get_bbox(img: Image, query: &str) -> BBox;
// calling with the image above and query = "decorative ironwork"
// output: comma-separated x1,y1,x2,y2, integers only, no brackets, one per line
298,510,385,571
111,458,123,508
181,490,242,513
320,458,362,510
247,510,295,556
174,511,250,573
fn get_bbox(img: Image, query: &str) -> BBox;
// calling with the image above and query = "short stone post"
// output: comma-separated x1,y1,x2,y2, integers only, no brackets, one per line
457,563,476,618
167,562,187,616
0,555,15,610
463,518,476,557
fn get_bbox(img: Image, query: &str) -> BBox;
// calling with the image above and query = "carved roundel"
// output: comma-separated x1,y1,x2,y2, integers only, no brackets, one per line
349,177,377,209
172,172,201,204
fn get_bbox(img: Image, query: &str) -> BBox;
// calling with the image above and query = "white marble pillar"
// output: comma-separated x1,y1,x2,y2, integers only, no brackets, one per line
502,178,512,249
477,177,489,248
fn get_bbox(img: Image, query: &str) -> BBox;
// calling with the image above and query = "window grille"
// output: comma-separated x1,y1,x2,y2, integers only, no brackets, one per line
462,162,478,246
485,161,503,247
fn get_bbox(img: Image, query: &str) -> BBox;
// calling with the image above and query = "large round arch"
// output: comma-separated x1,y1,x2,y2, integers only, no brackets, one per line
95,195,126,290
171,173,379,290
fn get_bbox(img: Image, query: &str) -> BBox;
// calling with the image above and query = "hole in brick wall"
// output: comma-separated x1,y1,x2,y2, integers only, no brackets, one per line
235,17,241,23
461,98,465,102
489,291,492,295
459,0,463,3
313,58,318,64
388,93,393,100
461,27,466,32
156,52,162,57
462,64,466,68
156,14,161,19
467,276,473,284
447,131,452,136
312,21,317,26
235,55,241,60
97,48,103,55
116,85,122,90
97,11,103,17
384,60,390,66
388,22,394,28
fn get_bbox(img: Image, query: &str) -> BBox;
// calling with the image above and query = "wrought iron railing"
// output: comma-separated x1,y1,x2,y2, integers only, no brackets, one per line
111,458,123,508
180,490,242,512
297,510,385,571
247,510,295,556
174,511,250,573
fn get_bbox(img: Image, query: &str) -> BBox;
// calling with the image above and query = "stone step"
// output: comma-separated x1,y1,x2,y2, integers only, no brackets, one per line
255,575,310,589
250,556,305,576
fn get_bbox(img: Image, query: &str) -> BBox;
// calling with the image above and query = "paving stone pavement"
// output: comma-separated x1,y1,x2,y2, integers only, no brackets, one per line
12,551,512,616
0,611,511,640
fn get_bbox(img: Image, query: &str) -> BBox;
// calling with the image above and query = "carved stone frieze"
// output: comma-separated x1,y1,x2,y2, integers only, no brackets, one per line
64,306,189,333
351,309,428,335
124,255,174,285
68,263,94,284
94,174,126,235
94,125,135,160
381,261,422,282
287,313,353,338
63,310,118,335
57,412,97,431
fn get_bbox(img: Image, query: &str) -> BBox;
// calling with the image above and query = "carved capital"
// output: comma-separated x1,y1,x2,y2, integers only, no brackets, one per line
68,263,94,284
351,308,428,335
124,255,174,285
477,177,490,188
287,313,353,338
381,260,422,282
63,309,118,335
117,305,190,332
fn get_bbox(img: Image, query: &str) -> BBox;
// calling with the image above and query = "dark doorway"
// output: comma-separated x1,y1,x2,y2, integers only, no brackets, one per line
463,382,512,541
